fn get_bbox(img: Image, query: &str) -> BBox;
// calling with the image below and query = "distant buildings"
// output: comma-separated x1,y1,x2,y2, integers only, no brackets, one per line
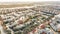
0,5,60,34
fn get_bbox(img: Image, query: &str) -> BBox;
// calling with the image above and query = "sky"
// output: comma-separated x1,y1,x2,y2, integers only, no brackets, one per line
0,0,60,2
